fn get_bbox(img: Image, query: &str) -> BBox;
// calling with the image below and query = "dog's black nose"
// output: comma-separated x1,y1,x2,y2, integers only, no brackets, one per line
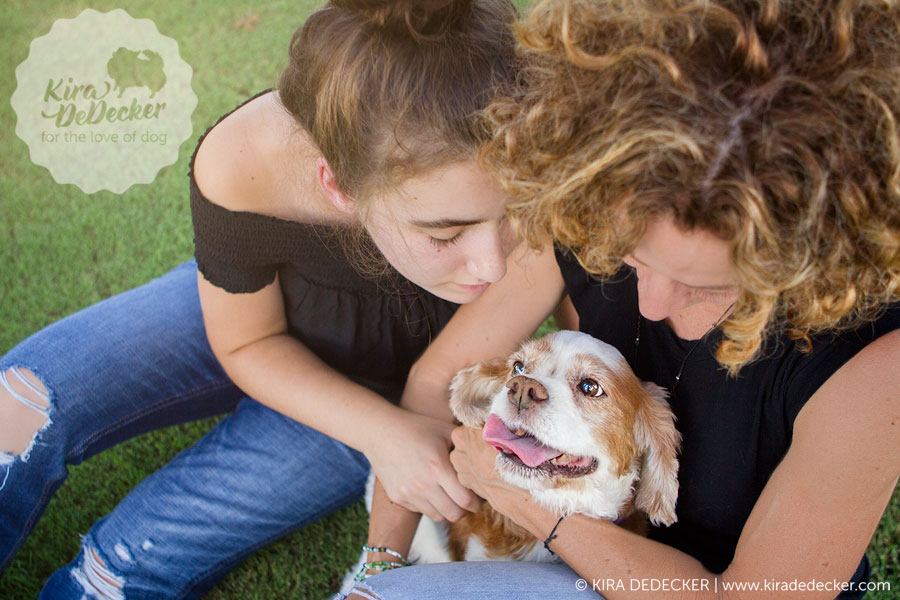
506,375,548,411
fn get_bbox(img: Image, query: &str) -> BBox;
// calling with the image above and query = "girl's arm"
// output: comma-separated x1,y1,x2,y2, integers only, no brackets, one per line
450,328,900,599
196,271,455,510
191,107,460,522
364,243,567,566
402,241,567,420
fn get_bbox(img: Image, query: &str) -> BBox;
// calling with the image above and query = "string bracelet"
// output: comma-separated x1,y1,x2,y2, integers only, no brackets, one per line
354,545,412,582
543,513,568,556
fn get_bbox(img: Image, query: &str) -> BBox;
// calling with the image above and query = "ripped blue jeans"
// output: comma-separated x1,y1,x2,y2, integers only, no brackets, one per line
0,260,370,599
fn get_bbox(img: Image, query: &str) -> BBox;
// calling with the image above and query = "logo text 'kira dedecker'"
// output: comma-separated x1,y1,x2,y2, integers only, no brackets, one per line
42,46,169,128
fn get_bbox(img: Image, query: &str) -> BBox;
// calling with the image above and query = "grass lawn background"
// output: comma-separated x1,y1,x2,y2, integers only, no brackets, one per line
1,1,897,598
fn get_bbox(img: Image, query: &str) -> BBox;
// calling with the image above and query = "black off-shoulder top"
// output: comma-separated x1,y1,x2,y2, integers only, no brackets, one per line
188,90,459,402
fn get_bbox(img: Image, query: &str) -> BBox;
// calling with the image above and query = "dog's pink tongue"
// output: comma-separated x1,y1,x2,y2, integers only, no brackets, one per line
482,414,562,468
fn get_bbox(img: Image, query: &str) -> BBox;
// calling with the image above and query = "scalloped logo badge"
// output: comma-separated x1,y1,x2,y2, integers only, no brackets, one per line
11,9,197,194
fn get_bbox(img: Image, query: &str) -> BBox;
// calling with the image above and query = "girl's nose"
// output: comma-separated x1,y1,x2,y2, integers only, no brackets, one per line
466,229,508,283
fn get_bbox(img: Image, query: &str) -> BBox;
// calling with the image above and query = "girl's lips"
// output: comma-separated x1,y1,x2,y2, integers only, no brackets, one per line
457,282,490,293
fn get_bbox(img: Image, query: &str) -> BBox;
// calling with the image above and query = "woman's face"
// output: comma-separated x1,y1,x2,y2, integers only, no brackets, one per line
623,216,739,323
363,161,517,304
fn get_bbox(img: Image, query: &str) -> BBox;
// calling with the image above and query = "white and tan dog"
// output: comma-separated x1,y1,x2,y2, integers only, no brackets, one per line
339,330,680,593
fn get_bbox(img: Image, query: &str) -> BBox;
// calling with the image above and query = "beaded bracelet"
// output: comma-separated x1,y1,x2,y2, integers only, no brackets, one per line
354,560,409,582
362,545,411,565
353,545,412,582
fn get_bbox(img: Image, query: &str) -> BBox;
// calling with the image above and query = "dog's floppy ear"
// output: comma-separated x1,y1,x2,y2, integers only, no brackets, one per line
633,382,681,526
448,357,508,427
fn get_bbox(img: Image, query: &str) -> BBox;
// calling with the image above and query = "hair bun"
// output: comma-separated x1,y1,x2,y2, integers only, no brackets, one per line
331,0,473,40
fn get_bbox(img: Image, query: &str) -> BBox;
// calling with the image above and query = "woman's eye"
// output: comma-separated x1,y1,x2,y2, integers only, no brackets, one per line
512,361,525,376
695,288,735,303
429,232,463,248
578,379,603,397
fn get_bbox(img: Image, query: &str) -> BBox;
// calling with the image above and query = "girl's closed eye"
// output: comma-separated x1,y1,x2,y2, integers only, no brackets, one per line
430,231,464,248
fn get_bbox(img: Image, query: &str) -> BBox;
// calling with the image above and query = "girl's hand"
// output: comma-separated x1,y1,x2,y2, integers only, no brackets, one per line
366,411,483,523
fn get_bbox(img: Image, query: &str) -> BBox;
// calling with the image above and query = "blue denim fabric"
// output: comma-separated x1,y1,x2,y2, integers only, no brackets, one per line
1,260,370,598
342,561,604,600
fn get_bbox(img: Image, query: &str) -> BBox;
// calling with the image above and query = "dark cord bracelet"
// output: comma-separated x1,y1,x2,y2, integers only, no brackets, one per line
543,513,568,556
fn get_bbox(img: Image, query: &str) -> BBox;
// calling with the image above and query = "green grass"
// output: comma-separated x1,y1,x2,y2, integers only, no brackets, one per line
1,1,898,599
0,1,370,598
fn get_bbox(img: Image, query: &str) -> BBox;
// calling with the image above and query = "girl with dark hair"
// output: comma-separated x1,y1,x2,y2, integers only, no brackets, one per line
0,1,518,597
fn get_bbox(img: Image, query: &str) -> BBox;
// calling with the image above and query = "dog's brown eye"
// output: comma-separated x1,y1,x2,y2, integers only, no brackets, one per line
578,379,603,397
512,361,525,376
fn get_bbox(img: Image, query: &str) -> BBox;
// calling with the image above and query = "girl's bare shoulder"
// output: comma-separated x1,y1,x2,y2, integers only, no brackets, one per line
192,91,323,222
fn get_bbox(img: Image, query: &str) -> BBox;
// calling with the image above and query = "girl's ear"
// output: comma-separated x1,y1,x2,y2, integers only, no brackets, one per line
316,156,356,213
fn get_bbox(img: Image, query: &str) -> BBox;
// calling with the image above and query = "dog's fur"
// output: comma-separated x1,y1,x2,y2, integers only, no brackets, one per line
338,330,680,594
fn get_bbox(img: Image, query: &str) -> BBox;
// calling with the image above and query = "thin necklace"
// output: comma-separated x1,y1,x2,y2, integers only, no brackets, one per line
634,302,735,396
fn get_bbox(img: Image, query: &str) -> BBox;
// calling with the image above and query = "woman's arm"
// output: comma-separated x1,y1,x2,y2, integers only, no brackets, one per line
450,328,900,599
402,242,568,421
364,243,567,565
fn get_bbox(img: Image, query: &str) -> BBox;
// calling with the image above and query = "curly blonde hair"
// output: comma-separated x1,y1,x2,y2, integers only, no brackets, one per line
483,0,900,373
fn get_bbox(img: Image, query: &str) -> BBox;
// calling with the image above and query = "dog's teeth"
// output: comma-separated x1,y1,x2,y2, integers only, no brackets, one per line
514,428,526,436
554,453,570,464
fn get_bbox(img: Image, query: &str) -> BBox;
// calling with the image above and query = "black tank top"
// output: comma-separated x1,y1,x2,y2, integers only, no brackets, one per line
557,247,900,595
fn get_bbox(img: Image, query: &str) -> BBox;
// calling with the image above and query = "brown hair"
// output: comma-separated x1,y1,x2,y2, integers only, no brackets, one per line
278,0,517,201
483,0,900,373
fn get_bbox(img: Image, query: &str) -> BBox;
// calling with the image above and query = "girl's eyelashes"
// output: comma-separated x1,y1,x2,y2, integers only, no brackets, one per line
429,231,463,248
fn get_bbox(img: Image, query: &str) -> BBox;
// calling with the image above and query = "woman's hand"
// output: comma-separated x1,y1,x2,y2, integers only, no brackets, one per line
365,411,483,523
448,425,500,497
449,425,537,525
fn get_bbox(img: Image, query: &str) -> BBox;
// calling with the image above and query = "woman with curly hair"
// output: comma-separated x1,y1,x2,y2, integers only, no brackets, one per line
342,1,900,598
0,1,519,596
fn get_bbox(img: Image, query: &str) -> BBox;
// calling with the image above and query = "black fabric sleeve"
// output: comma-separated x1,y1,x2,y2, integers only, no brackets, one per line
189,182,282,293
186,89,302,295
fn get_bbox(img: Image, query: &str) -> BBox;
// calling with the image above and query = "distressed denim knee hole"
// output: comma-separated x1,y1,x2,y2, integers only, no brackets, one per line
0,366,52,458
70,539,126,600
345,589,385,600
